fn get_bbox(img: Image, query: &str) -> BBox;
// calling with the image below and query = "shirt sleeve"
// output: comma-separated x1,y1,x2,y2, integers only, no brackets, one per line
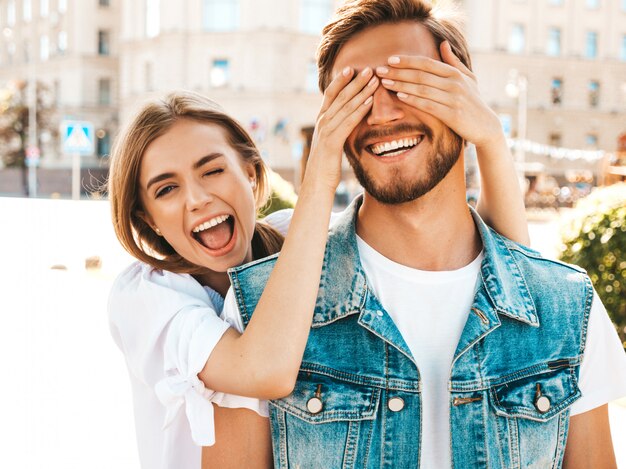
108,262,265,447
570,291,626,415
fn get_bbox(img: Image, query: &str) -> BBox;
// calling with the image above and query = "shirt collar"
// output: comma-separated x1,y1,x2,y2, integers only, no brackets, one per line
313,196,538,327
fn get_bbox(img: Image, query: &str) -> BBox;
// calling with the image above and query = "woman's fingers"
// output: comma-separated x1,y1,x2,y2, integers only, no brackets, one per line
319,66,354,115
322,67,374,122
439,41,474,79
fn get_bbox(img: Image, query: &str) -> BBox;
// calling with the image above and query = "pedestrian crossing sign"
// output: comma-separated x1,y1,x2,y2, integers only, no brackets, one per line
61,120,95,156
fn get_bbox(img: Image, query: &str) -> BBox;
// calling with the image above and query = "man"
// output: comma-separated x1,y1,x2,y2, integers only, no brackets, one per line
211,0,626,467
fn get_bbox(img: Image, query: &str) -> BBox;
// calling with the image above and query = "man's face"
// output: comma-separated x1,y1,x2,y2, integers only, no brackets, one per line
331,22,463,204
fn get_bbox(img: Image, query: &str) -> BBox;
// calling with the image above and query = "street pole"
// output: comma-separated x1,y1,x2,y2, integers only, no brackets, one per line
516,75,528,182
72,152,80,200
27,20,37,197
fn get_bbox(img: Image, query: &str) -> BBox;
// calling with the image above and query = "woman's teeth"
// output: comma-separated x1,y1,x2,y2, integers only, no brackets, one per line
370,136,422,156
192,215,230,233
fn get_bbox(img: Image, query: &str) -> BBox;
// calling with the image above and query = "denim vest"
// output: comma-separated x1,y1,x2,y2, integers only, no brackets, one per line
229,197,592,469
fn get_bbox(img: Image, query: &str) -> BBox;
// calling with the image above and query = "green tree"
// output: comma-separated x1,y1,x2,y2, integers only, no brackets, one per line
0,80,56,194
559,183,626,350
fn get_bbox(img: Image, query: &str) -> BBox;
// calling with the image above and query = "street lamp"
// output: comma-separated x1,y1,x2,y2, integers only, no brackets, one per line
505,70,528,182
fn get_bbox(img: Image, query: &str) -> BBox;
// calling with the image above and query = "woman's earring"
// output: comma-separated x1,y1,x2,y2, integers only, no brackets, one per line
250,179,256,189
154,227,162,236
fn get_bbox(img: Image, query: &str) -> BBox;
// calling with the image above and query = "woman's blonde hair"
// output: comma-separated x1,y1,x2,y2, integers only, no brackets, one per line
317,0,471,92
108,91,283,274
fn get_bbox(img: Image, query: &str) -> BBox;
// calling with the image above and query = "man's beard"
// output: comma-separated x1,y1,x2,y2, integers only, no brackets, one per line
345,123,463,205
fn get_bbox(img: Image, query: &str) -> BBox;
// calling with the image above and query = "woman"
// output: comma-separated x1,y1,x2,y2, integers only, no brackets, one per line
107,48,528,468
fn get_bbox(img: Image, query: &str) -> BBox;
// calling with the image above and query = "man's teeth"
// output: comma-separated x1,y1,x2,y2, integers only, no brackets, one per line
371,137,421,156
192,215,230,233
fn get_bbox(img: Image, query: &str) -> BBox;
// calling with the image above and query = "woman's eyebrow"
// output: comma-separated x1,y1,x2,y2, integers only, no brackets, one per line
193,153,224,170
145,153,224,191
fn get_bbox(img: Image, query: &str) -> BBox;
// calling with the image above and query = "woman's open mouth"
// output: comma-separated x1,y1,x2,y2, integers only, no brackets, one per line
191,214,237,255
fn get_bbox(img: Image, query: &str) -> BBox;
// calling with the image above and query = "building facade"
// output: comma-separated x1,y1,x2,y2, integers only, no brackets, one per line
463,0,626,183
0,0,119,172
1,0,625,196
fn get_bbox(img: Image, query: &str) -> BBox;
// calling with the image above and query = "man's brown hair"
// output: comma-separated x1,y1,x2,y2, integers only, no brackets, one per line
317,0,471,92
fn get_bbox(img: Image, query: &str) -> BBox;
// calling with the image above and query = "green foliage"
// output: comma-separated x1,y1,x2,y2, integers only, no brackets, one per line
559,183,626,349
260,169,297,216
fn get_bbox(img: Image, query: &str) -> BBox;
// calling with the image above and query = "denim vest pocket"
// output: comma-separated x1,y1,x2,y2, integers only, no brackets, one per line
486,363,581,468
269,370,382,468
272,369,381,423
489,364,581,422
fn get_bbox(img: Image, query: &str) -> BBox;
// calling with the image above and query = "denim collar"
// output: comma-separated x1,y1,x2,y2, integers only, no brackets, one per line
312,195,538,328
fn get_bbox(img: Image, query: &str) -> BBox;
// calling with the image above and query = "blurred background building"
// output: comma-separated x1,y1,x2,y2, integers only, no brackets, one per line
0,0,625,202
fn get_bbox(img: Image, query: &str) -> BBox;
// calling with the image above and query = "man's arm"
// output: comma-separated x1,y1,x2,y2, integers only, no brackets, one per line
202,406,272,469
562,404,617,469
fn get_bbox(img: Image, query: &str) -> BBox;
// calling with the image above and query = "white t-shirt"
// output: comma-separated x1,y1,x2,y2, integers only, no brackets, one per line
223,208,626,467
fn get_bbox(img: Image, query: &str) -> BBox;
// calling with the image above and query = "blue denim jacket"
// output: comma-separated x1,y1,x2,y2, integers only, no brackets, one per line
229,196,592,468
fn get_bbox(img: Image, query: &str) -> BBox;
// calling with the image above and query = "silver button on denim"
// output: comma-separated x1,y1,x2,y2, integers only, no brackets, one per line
388,397,405,412
307,397,323,414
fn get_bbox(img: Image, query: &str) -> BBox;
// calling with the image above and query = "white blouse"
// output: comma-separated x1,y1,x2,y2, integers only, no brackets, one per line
108,263,268,469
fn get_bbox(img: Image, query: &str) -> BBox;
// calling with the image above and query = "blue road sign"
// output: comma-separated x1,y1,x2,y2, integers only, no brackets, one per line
61,120,95,155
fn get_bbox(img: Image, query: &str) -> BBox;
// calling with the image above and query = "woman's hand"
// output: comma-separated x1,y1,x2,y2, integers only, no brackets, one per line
377,41,502,151
304,66,378,193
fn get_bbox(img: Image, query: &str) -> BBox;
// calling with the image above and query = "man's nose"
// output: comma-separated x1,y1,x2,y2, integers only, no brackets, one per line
366,85,404,126
185,182,213,212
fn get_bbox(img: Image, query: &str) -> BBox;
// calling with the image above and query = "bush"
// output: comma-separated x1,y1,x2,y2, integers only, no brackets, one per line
559,183,626,350
260,169,297,216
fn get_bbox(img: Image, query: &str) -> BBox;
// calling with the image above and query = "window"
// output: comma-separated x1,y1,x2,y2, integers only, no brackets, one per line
622,35,626,61
548,0,563,5
549,133,562,147
300,0,332,34
40,0,48,17
585,0,600,8
7,0,16,26
622,0,626,11
585,134,598,148
7,42,16,63
40,35,48,60
305,60,319,93
210,59,230,87
98,78,111,105
23,39,30,62
588,80,600,107
508,24,525,54
145,62,153,91
57,31,67,53
98,30,110,55
585,31,597,58
550,78,563,105
99,0,110,6
547,27,561,56
203,0,239,31
58,0,67,13
23,0,32,22
146,0,160,38
96,130,111,157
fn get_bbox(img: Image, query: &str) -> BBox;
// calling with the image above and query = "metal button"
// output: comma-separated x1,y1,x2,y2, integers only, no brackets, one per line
307,397,323,414
535,395,551,413
388,397,405,412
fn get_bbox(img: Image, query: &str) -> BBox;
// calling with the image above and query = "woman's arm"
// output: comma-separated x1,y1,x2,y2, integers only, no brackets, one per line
199,66,379,399
379,40,530,245
562,405,617,468
202,407,272,469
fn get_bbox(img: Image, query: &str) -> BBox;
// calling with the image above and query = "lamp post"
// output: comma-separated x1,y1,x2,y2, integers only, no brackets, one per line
505,70,528,182
27,16,38,197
